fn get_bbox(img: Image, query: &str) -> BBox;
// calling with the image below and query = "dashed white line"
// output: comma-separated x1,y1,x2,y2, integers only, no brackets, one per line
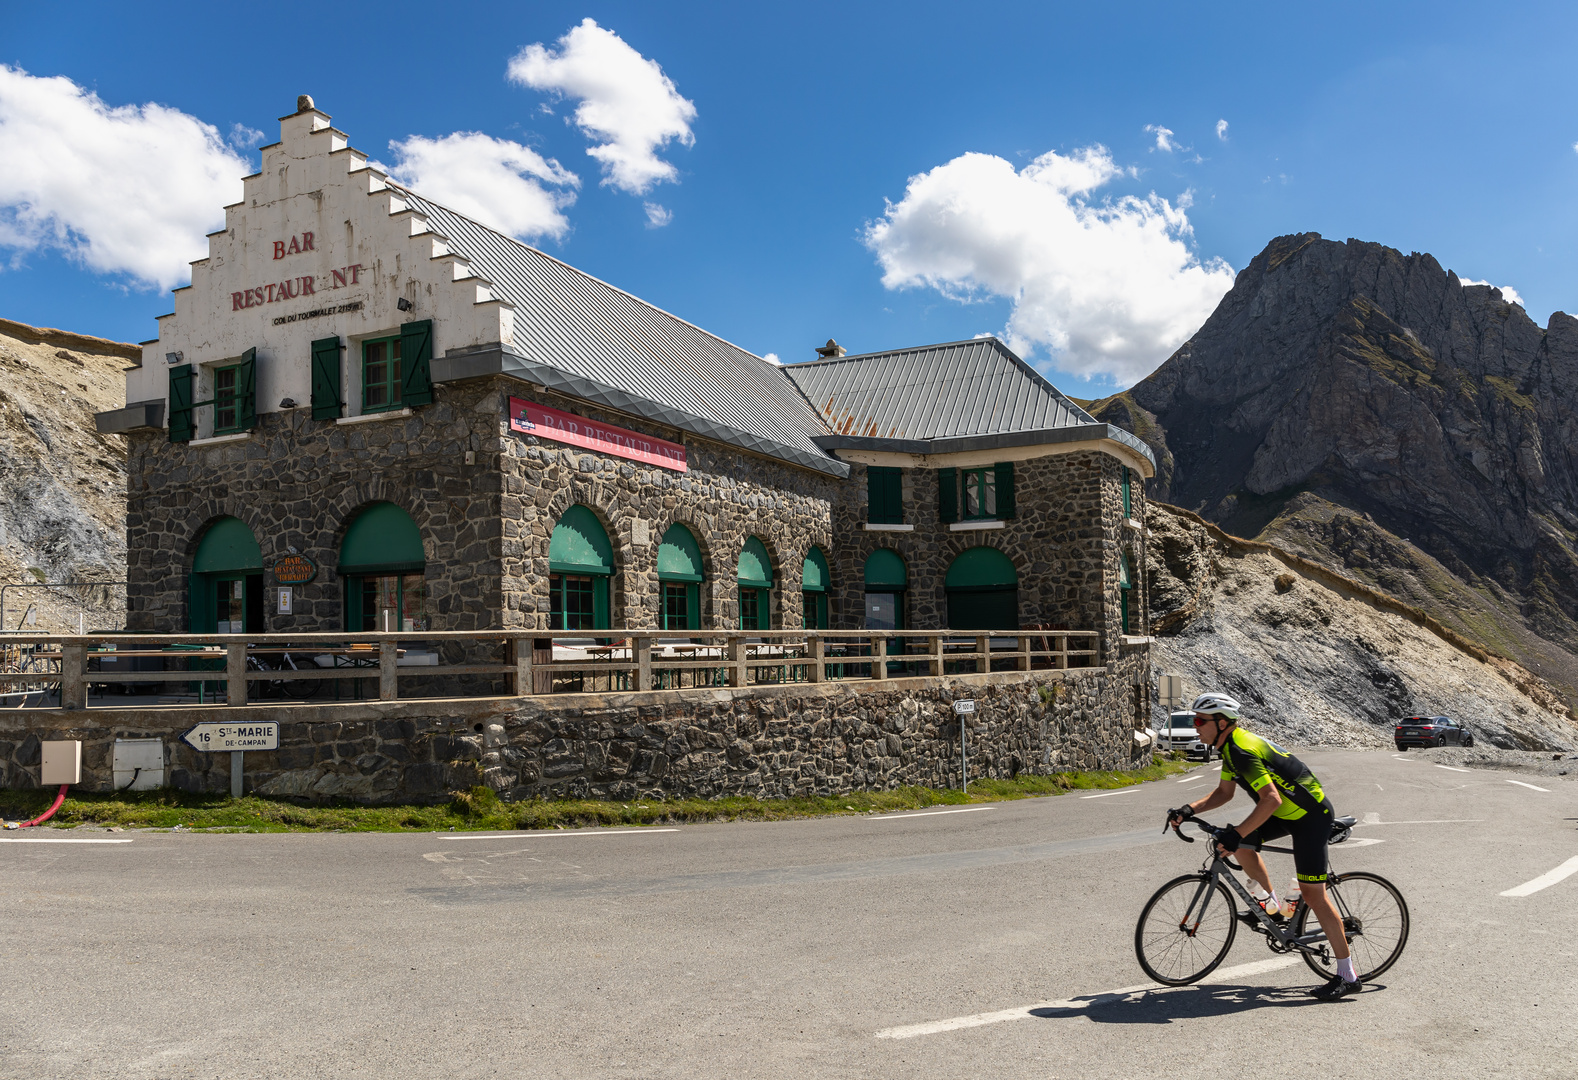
0,836,133,844
1433,764,1472,773
871,807,992,821
1176,774,1207,784
874,955,1303,1039
439,828,679,840
1501,855,1578,898
1506,779,1551,792
1079,788,1139,799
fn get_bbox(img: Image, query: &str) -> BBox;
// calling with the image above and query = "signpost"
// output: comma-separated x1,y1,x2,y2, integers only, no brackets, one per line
953,699,975,792
181,723,279,798
1159,673,1183,711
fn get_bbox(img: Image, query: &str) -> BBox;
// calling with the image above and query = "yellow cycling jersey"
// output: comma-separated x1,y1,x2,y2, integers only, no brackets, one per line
1219,727,1327,821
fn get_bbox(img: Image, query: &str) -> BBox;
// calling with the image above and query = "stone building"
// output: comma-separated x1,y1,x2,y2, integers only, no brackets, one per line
95,97,1155,661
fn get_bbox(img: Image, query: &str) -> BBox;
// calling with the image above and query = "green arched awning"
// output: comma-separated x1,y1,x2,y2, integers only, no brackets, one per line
802,546,829,592
737,537,773,588
863,549,907,590
945,547,1018,591
340,502,424,574
658,524,704,582
549,505,613,574
193,517,262,574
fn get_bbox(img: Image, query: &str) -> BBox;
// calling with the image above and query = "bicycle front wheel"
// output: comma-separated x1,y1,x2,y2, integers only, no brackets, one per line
1294,871,1410,980
1135,873,1238,986
276,657,325,700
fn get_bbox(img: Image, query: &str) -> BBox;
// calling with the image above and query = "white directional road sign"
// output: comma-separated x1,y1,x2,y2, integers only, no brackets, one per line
952,700,975,715
182,722,279,752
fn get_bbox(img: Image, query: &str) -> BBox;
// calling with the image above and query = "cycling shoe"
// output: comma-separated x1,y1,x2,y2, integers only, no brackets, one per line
1310,976,1362,1001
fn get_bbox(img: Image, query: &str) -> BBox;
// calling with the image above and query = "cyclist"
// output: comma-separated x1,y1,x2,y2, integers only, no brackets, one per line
1166,692,1361,1001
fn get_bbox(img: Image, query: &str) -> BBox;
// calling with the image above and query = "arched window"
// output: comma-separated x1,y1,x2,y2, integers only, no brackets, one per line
1118,549,1133,634
549,505,613,631
801,546,830,630
340,503,426,631
657,524,704,631
190,517,262,633
863,549,907,631
945,547,1019,630
736,537,773,631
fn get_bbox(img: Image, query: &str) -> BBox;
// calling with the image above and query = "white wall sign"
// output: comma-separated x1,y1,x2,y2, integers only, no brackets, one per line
277,587,293,614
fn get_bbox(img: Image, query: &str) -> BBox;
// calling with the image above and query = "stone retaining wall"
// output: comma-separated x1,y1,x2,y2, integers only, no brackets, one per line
0,660,1151,803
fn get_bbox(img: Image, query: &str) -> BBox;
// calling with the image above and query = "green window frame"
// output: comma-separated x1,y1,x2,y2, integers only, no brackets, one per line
961,466,997,519
801,546,830,630
867,466,903,524
1121,466,1133,518
548,505,613,631
659,524,704,631
213,363,241,433
663,582,699,631
362,335,403,413
1118,549,1133,634
550,573,607,632
938,463,1015,521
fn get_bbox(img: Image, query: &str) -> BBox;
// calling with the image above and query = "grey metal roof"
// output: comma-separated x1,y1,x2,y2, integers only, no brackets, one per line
785,338,1155,468
395,188,839,472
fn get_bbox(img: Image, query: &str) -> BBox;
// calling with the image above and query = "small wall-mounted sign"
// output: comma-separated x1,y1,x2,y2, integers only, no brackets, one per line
272,554,317,585
277,587,293,615
952,699,975,715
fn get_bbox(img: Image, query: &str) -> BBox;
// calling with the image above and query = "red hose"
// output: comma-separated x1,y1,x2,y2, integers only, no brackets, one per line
19,785,68,828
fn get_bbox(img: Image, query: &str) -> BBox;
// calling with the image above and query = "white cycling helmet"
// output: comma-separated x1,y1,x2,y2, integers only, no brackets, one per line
1190,692,1241,720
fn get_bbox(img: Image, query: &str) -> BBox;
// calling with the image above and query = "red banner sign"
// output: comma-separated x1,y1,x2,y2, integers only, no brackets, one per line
509,398,687,472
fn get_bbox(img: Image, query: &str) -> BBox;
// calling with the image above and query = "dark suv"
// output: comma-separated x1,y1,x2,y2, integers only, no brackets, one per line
1394,715,1474,750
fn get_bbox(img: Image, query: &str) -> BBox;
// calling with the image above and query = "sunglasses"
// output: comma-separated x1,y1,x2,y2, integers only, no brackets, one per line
1191,715,1220,728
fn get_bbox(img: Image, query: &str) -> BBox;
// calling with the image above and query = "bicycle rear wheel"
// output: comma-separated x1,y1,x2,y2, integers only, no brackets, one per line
1135,873,1238,986
1294,871,1409,980
275,656,324,700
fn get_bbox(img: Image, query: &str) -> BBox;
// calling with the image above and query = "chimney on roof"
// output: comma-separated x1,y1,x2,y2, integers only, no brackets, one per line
815,338,846,360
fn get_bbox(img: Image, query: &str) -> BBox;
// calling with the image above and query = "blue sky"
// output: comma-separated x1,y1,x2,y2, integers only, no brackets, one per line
2,1,1576,397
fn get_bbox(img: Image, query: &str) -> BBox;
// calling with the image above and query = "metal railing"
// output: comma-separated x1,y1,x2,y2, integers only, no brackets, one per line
0,628,1101,710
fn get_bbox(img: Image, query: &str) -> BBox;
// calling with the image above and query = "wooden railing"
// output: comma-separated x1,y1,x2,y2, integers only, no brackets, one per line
0,628,1102,710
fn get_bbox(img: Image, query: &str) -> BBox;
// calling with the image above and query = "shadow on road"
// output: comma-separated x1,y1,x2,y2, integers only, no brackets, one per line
1030,981,1382,1024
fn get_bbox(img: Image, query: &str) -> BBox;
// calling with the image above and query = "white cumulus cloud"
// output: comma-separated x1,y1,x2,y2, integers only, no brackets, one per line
1216,119,1229,141
385,132,579,242
0,65,249,290
643,201,673,229
1456,275,1524,307
1144,124,1178,152
865,146,1236,385
509,18,696,197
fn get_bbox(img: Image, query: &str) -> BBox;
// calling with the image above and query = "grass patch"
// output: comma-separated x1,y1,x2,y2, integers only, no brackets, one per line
0,757,1193,833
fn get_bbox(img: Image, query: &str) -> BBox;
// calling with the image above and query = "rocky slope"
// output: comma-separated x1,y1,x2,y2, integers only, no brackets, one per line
1146,503,1578,752
0,317,137,633
1097,233,1578,705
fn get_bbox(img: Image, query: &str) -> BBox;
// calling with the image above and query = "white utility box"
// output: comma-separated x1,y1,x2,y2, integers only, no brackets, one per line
40,740,82,785
112,738,165,791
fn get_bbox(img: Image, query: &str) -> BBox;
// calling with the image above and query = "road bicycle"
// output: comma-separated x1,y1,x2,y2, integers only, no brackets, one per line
1134,810,1410,986
246,649,325,700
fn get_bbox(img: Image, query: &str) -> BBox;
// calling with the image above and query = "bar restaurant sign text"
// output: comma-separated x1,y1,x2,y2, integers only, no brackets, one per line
509,398,687,472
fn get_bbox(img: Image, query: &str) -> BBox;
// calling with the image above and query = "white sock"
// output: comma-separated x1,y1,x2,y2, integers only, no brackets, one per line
1266,889,1280,911
1336,956,1356,982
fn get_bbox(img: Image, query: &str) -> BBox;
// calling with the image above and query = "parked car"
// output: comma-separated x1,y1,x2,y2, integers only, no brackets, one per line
1163,710,1212,760
1394,715,1475,750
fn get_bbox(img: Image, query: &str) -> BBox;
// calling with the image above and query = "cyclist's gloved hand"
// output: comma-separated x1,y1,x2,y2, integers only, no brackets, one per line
1215,828,1241,852
1166,806,1191,826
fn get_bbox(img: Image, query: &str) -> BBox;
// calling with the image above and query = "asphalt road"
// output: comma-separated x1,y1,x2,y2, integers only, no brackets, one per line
2,750,1575,1079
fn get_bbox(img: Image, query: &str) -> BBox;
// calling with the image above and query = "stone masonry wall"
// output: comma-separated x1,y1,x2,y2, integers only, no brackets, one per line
0,666,1153,803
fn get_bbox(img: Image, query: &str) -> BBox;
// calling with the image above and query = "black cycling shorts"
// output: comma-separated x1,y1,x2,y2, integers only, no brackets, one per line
1243,800,1335,884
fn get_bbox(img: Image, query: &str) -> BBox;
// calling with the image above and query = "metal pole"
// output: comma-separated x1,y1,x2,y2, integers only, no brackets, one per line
231,751,243,799
961,714,968,793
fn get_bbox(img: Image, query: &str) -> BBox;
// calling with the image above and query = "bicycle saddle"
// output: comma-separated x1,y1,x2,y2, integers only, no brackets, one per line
1332,815,1357,829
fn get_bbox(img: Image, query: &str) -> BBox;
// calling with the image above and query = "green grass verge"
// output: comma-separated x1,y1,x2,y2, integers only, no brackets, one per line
0,755,1193,833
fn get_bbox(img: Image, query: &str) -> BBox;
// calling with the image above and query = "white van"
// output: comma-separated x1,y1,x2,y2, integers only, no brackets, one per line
1163,711,1211,759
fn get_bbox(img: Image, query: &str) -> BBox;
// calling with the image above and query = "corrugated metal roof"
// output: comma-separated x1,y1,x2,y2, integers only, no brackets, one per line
783,338,1099,440
395,187,834,465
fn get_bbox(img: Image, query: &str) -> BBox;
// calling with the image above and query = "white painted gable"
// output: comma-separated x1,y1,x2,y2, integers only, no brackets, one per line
125,98,513,428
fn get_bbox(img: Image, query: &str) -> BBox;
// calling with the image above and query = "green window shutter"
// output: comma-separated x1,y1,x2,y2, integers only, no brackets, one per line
867,467,902,524
994,461,1016,518
311,336,342,420
937,467,957,523
400,319,434,407
236,347,257,430
686,583,700,630
592,577,610,630
168,364,194,443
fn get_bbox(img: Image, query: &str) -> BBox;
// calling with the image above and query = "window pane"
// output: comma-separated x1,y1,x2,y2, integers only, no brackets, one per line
983,470,996,516
740,588,759,630
663,583,689,630
964,471,981,517
865,592,897,631
401,573,427,632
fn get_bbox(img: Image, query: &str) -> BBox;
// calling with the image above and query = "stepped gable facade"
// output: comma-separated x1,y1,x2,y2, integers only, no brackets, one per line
96,97,1155,655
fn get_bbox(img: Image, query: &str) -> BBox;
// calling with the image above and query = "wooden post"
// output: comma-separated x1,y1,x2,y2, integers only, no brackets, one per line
635,635,652,691
511,635,533,697
226,643,247,706
976,635,990,675
928,635,943,677
870,635,887,680
379,640,399,700
59,643,85,711
727,636,747,687
1055,634,1068,670
807,635,824,683
1017,635,1031,672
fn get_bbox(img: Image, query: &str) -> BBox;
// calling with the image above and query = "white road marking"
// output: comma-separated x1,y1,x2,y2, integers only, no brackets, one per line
1433,764,1472,773
874,955,1303,1040
0,836,133,844
439,828,680,840
1390,754,1415,762
1354,818,1483,826
1501,855,1578,898
1342,837,1386,848
871,807,992,820
1079,788,1139,799
1506,779,1551,792
1177,774,1207,784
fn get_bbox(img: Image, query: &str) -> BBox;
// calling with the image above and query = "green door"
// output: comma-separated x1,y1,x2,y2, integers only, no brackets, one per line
190,517,263,633
945,547,1019,630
